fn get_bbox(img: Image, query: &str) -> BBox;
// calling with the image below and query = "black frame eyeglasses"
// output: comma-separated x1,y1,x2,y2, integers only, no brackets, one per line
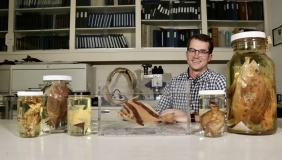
187,48,209,56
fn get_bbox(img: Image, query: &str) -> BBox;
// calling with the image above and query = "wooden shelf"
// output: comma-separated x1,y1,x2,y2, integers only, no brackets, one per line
0,47,233,62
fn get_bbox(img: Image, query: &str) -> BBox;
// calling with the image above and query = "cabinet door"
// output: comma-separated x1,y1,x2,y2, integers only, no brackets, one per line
11,69,86,92
75,0,136,49
0,69,9,93
14,1,70,51
0,0,8,52
206,0,265,48
141,0,202,48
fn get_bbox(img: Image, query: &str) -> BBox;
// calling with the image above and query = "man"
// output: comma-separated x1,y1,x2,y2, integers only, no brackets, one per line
155,34,226,122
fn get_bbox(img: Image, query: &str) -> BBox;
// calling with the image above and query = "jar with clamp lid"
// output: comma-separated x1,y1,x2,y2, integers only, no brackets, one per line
226,31,277,135
41,75,73,133
67,92,92,136
199,90,225,137
17,91,44,138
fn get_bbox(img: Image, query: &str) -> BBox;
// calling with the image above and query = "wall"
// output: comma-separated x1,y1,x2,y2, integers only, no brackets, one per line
268,0,282,93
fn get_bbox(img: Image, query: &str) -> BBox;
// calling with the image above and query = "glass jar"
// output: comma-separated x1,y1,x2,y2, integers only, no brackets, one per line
41,75,72,133
226,31,277,135
67,92,92,136
199,90,225,137
17,91,44,138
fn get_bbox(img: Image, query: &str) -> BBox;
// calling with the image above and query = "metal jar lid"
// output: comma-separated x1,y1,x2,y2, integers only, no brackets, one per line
17,91,43,96
231,31,266,43
199,90,225,95
43,75,72,81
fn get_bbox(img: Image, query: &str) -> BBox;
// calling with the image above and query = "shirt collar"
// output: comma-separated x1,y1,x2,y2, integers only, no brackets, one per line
186,68,210,81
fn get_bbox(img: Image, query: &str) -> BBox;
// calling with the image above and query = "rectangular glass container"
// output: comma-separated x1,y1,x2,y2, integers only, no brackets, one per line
97,81,192,136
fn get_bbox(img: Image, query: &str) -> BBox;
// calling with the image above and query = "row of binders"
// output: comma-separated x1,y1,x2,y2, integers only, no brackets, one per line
18,0,70,8
76,10,135,28
0,16,8,31
15,35,69,50
76,0,135,6
207,0,264,20
142,24,202,47
142,0,201,20
76,34,129,48
15,13,70,30
0,0,8,9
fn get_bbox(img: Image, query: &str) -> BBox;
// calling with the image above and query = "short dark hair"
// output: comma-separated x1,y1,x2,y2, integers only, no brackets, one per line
187,34,214,54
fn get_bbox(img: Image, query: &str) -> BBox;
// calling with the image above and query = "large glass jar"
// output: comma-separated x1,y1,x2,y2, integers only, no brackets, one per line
67,92,92,136
226,31,277,135
41,75,72,133
17,91,44,138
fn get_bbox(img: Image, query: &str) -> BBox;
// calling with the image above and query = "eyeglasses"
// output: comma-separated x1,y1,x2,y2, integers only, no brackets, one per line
187,48,209,56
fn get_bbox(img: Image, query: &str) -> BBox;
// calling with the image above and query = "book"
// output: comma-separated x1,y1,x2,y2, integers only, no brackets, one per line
208,27,219,47
218,31,226,47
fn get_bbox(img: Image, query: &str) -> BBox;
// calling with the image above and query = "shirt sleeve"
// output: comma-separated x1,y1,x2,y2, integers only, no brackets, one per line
155,80,173,113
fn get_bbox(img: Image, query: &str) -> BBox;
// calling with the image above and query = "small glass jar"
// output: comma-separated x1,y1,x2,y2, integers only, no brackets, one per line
199,90,225,137
67,92,92,136
17,91,44,138
226,31,277,135
41,75,72,133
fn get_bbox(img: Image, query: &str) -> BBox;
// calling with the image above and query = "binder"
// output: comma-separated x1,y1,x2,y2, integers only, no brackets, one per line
153,30,162,47
173,29,179,47
238,1,247,20
166,29,174,47
83,11,88,28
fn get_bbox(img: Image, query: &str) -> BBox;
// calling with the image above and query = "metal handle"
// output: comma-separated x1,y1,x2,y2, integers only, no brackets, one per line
101,110,110,114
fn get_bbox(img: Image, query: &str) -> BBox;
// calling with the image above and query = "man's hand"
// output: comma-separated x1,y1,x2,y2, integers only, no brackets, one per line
160,109,188,123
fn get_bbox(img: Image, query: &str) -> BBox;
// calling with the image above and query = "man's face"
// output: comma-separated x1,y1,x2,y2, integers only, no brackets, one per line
186,39,212,72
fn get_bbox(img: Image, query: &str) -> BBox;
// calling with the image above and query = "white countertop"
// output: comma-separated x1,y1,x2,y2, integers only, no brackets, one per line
1,119,282,160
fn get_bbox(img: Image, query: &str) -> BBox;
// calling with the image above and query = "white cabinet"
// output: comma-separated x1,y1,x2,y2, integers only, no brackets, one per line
0,63,95,95
0,65,10,94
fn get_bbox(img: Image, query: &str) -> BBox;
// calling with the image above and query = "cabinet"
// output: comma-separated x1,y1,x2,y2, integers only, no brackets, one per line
0,65,10,95
0,63,95,95
0,0,268,62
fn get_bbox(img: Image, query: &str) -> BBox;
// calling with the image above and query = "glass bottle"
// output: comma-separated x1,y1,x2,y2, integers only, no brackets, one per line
17,91,44,138
41,75,72,133
199,90,225,137
226,31,277,135
67,92,92,136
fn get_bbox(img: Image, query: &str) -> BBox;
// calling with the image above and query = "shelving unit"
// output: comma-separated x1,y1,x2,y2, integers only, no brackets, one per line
0,0,268,62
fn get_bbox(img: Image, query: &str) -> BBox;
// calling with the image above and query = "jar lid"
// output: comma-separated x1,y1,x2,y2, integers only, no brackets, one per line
199,90,225,95
17,91,43,96
231,31,266,42
43,75,72,81
69,92,91,95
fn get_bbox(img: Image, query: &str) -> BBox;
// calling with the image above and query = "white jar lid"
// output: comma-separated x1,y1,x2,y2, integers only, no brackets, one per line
43,75,72,81
199,90,225,95
17,91,43,96
231,31,266,42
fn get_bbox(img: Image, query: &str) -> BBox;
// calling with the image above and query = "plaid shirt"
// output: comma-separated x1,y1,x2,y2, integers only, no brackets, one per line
156,68,226,113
